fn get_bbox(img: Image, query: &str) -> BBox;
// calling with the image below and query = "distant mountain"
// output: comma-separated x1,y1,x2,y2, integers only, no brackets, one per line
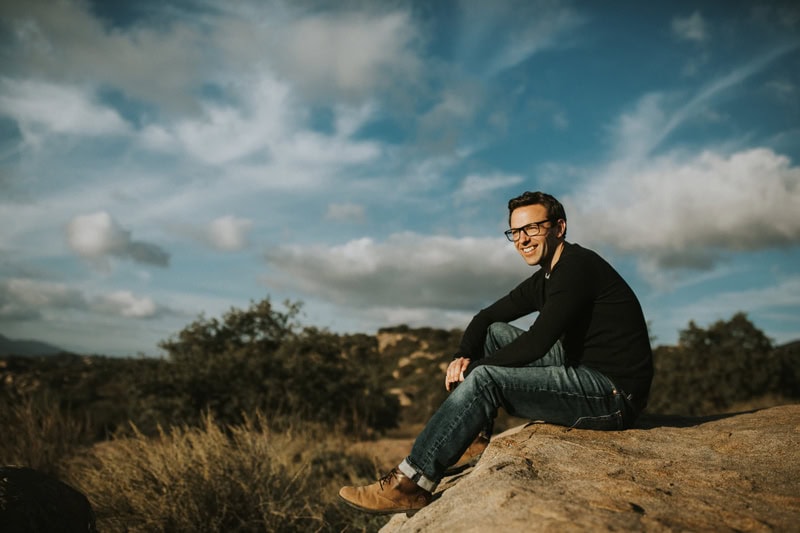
0,334,65,356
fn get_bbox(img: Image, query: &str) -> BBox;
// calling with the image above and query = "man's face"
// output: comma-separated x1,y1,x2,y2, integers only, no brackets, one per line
509,204,560,267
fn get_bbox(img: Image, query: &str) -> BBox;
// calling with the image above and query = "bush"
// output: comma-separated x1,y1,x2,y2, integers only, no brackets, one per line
0,391,89,477
157,298,400,434
648,312,784,415
65,413,388,533
275,329,400,433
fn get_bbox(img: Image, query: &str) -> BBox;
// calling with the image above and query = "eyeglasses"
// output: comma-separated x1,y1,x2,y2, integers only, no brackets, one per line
504,218,553,241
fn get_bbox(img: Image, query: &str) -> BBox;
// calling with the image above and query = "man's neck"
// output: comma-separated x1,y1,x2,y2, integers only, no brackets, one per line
544,241,566,275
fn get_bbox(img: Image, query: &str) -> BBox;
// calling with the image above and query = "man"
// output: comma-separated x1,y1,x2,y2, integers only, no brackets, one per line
339,191,654,514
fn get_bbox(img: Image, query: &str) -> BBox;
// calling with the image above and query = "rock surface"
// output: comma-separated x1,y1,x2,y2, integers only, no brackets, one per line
0,466,97,533
381,404,800,532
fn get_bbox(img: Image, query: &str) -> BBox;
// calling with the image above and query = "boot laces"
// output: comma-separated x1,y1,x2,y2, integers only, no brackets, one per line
378,468,400,490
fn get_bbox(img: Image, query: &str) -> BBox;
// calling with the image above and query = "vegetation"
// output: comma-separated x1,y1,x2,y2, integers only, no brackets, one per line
0,391,89,478
648,312,798,415
1,297,798,531
156,299,399,433
66,414,386,533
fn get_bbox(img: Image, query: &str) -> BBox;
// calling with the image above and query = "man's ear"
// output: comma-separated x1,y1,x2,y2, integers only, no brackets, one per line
557,219,567,238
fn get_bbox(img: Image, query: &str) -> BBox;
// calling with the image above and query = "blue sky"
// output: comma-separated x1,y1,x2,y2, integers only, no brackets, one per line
1,0,798,356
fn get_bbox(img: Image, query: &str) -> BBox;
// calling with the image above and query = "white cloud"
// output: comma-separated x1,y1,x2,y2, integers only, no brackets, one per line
264,233,529,311
1,0,205,114
569,47,800,276
570,148,800,269
0,78,129,145
167,77,295,165
417,88,485,148
66,212,128,258
208,4,422,106
206,216,253,251
672,12,708,43
0,277,168,325
66,211,169,268
325,203,366,223
455,172,524,203
139,75,380,175
139,124,180,153
268,10,421,100
0,278,87,320
92,291,159,318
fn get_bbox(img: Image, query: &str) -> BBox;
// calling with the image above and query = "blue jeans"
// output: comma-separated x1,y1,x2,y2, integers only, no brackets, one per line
398,323,637,491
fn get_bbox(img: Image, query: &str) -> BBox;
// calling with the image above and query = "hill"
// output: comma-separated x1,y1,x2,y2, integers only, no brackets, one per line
0,334,65,357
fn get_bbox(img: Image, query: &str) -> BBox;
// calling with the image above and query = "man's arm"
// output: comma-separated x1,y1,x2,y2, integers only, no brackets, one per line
454,278,539,360
465,258,593,373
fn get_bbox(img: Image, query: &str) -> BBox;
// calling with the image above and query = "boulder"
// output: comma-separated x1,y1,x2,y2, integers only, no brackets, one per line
382,404,800,532
0,467,96,533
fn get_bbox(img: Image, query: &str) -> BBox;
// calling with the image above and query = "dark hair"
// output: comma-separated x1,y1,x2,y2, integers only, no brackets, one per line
507,191,567,235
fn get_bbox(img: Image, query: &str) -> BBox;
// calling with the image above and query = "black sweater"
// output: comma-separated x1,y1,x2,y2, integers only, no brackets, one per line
457,242,654,405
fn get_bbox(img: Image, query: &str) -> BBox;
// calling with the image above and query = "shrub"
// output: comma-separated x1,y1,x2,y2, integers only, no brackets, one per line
0,391,89,477
648,312,783,415
157,298,400,434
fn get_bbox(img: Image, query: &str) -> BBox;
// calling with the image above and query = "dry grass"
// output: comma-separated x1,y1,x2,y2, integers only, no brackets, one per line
0,393,89,477
64,413,388,532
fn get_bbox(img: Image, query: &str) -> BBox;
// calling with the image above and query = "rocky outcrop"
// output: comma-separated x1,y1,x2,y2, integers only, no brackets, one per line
0,467,97,533
381,404,800,532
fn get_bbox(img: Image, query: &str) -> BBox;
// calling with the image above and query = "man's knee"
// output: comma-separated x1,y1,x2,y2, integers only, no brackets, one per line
464,364,495,387
487,322,510,337
485,322,519,353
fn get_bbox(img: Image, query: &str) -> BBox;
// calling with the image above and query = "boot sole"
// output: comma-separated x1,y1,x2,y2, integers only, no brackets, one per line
338,494,426,516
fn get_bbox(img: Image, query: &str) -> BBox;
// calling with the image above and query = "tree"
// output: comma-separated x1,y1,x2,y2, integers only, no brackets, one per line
649,312,779,415
156,297,399,433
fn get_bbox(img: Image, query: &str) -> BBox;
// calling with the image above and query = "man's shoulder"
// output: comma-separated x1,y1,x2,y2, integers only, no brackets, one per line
561,242,600,262
560,242,627,286
556,243,614,276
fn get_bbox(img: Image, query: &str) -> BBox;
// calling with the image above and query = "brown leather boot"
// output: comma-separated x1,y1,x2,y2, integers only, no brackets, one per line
445,434,490,475
338,468,432,514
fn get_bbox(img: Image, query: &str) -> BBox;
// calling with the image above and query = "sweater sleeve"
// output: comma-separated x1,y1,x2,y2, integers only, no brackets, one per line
464,252,593,374
454,273,541,361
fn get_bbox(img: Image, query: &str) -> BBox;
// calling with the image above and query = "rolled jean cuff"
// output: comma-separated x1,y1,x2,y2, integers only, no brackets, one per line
398,458,437,492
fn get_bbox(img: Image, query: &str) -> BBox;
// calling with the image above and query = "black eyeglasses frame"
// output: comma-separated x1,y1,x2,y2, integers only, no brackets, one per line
504,218,554,242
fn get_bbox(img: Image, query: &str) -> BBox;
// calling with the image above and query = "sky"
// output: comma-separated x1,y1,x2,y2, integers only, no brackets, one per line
1,0,799,357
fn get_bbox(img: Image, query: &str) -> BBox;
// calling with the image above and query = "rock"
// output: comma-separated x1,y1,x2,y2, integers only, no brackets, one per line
0,467,97,533
381,404,800,532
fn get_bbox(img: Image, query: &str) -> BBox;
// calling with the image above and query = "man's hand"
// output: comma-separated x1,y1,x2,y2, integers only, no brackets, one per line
445,357,471,391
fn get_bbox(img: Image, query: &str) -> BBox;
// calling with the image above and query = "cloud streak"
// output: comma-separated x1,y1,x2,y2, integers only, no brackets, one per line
0,79,129,146
672,12,708,43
